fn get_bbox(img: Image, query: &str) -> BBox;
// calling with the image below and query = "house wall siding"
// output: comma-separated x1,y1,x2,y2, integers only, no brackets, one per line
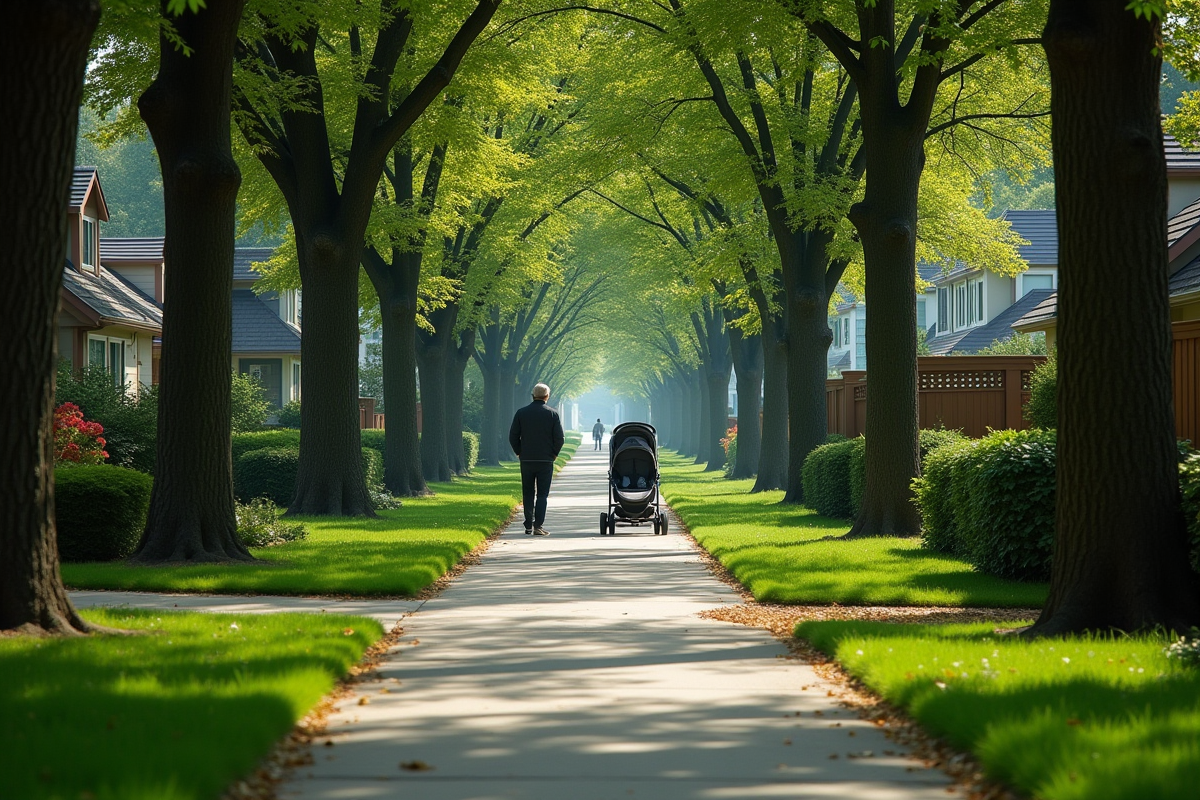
1170,178,1200,218
107,264,157,299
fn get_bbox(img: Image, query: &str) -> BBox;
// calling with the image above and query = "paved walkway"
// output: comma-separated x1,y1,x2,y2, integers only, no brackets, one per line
74,445,952,799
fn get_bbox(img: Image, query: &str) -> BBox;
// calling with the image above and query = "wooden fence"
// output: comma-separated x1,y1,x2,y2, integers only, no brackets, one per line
826,355,1046,439
358,397,385,430
1175,320,1200,445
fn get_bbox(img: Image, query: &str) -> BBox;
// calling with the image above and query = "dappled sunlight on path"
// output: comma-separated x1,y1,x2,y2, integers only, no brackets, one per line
277,447,953,800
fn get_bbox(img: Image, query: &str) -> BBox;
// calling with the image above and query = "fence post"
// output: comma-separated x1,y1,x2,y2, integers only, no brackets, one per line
1005,366,1024,430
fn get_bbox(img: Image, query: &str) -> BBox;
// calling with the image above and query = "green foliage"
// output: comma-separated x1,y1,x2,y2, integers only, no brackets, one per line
231,371,271,433
361,447,385,493
359,343,384,412
1,609,380,800
233,447,299,506
236,499,309,548
462,431,480,472
913,429,1057,581
722,427,738,479
359,429,386,455
54,465,152,561
75,108,164,238
56,361,158,473
848,437,867,515
231,429,301,462
976,332,1048,355
1177,452,1200,574
801,439,856,518
798,621,1200,800
1025,352,1057,429
277,400,302,429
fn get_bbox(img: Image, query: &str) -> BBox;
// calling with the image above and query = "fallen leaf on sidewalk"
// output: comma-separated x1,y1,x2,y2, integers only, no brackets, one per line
400,760,434,772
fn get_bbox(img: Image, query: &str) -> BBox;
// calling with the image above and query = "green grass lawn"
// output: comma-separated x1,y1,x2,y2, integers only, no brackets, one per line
660,453,1046,607
1,608,381,800
799,620,1200,800
64,434,579,597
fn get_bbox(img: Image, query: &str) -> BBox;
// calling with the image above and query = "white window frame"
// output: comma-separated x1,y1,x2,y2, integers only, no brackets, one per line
954,281,968,329
87,334,131,390
81,216,97,271
292,362,301,401
937,287,950,333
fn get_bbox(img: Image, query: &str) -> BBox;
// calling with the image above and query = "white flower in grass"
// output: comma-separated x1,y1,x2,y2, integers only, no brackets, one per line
230,623,240,631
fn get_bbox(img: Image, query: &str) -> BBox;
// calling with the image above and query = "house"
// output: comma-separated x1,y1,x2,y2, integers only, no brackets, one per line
1011,134,1200,345
827,263,941,373
232,247,302,409
57,167,162,395
94,235,302,409
922,209,1058,355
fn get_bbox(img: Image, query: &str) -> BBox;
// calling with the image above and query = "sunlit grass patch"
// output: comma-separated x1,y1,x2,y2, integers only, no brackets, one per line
0,608,381,800
660,452,1046,607
799,620,1200,800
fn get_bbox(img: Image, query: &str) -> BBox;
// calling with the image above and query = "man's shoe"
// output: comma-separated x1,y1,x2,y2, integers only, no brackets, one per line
524,526,533,535
533,526,550,536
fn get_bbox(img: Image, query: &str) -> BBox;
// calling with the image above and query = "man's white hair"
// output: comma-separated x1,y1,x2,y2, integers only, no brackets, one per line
532,383,550,399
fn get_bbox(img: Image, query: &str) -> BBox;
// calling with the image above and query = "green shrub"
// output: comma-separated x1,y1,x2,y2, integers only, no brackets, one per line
277,400,302,429
848,437,867,515
360,429,386,455
802,439,856,517
462,430,480,472
55,465,152,561
56,361,158,473
912,438,977,555
231,429,301,463
235,499,308,548
361,447,384,491
721,427,738,479
234,447,298,505
919,428,967,460
1179,452,1200,574
1025,352,1056,429
231,371,271,433
953,429,1057,581
825,433,848,444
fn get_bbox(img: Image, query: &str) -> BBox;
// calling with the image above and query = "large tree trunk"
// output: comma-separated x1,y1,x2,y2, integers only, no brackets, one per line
753,323,788,491
499,363,518,460
476,354,502,466
844,116,922,536
446,329,472,475
1027,0,1200,635
416,332,451,482
379,291,426,495
133,0,253,563
0,0,101,635
729,327,763,479
291,243,375,516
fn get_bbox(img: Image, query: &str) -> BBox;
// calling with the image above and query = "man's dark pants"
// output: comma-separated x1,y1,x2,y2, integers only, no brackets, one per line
593,435,601,450
520,460,554,529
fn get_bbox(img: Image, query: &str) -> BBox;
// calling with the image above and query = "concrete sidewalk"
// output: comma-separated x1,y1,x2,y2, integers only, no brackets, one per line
265,445,951,799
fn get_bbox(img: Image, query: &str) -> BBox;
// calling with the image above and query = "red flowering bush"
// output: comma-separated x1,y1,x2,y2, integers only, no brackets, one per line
53,402,108,466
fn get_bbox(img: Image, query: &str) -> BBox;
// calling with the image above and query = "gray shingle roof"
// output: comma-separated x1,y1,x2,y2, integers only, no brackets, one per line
1168,197,1200,250
1003,209,1058,265
1170,256,1200,296
827,349,851,371
917,262,944,283
927,289,1053,354
101,237,165,262
62,263,163,331
1011,291,1057,330
232,289,301,354
70,167,96,208
1166,133,1200,174
234,247,275,282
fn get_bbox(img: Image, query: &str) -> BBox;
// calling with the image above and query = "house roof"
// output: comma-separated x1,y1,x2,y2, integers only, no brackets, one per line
70,166,110,221
827,349,851,371
232,289,301,354
927,289,1053,354
234,247,275,282
1166,133,1200,175
1168,196,1200,260
1170,255,1200,297
917,262,943,284
1010,291,1058,331
1003,209,1058,265
101,236,165,263
61,262,163,332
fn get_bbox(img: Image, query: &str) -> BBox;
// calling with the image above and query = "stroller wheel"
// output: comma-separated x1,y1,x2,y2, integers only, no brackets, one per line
608,514,616,536
600,512,608,536
653,516,661,535
658,512,669,535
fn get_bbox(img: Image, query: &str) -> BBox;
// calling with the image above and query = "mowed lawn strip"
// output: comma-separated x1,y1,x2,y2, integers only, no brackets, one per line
1,608,381,800
64,434,579,597
660,453,1046,607
798,620,1200,800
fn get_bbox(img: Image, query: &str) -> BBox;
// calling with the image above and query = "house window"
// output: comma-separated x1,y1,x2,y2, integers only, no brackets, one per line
292,362,301,401
88,335,128,389
240,358,283,409
937,287,950,333
81,218,96,270
917,298,926,332
1021,272,1054,296
843,317,850,346
954,282,968,329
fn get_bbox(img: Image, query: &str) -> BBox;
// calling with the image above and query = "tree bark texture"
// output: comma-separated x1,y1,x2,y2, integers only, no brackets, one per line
416,329,452,483
133,0,253,563
475,342,502,466
445,330,473,475
0,0,101,634
753,323,789,492
1028,0,1200,634
499,364,518,460
729,326,763,479
379,290,427,495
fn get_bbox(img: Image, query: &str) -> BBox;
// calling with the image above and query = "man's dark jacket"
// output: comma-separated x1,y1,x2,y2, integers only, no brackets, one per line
509,400,564,462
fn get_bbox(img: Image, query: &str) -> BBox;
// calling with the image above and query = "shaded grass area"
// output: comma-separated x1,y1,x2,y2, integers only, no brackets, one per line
64,434,581,596
660,453,1046,607
799,620,1200,800
1,608,381,800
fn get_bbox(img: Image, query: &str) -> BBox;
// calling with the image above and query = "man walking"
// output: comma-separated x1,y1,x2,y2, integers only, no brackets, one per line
509,383,564,536
592,418,605,450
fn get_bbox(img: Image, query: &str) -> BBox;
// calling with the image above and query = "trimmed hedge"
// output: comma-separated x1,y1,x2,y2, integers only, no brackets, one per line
1178,451,1200,573
848,438,867,515
462,431,480,472
1025,353,1056,429
231,430,300,463
360,429,386,455
912,429,1057,581
234,446,388,505
802,439,856,517
55,465,152,561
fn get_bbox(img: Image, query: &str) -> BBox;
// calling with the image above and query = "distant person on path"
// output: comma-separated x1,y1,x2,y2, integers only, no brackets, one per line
592,418,605,450
509,383,564,536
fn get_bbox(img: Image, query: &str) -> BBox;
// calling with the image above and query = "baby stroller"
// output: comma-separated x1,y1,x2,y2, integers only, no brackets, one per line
600,422,668,536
